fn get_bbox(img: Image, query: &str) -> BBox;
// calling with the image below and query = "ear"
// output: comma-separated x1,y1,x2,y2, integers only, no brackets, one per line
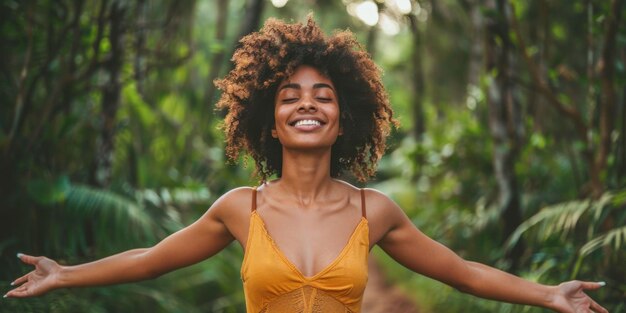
271,128,278,138
338,126,343,136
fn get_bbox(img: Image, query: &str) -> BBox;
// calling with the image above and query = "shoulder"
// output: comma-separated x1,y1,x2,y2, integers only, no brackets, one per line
331,180,399,211
362,187,405,220
215,186,256,204
332,180,377,205
203,186,256,241
362,187,395,206
360,187,410,245
207,186,256,219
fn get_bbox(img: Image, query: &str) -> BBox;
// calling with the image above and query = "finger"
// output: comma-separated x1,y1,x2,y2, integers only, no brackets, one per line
4,287,33,298
579,281,606,291
4,286,21,298
11,272,32,286
589,298,608,313
17,253,42,266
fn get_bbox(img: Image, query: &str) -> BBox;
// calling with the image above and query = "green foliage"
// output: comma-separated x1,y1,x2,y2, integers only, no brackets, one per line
368,1,625,311
580,226,626,257
1,0,624,312
507,193,614,250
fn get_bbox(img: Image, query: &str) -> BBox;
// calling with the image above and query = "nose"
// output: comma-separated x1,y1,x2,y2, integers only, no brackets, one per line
298,96,317,112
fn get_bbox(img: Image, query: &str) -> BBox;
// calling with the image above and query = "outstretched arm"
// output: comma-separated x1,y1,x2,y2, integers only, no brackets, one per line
5,188,247,298
368,190,607,313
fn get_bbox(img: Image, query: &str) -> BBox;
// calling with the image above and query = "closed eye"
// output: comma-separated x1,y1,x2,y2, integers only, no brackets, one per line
316,97,332,102
282,98,298,103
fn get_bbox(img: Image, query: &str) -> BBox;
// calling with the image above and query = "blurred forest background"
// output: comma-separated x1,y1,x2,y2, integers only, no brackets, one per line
1,0,625,312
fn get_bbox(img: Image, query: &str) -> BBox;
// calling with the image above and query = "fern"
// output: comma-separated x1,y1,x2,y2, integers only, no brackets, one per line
66,185,154,233
506,198,592,250
579,226,626,257
506,191,621,253
64,185,154,237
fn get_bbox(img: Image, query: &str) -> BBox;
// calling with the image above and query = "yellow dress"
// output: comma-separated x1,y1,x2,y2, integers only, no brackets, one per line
241,188,369,313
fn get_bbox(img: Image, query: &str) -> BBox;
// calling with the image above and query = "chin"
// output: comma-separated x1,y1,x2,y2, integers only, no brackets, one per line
282,141,336,151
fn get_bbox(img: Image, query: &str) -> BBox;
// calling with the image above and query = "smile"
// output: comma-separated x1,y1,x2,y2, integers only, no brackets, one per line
293,119,322,127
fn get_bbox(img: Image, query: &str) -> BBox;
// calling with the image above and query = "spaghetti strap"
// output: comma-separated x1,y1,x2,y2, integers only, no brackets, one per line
360,188,366,219
251,187,257,212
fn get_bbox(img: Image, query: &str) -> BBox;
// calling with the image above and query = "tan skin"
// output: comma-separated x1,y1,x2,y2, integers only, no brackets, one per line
7,65,607,313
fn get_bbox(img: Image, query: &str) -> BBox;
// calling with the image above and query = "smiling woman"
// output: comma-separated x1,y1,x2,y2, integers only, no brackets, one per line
271,66,342,150
7,16,608,313
214,17,396,182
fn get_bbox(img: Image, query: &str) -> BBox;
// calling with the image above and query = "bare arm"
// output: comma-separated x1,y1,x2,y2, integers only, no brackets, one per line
369,190,607,313
5,188,250,298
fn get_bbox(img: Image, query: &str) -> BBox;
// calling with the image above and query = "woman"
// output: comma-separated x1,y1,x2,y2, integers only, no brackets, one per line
6,17,607,313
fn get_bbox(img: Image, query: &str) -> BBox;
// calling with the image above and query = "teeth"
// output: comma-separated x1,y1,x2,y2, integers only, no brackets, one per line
294,119,321,127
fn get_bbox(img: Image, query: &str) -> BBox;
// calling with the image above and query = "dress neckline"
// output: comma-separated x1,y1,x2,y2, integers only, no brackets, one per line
250,211,368,280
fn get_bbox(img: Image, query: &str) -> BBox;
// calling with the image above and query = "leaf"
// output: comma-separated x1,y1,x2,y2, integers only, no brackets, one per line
506,198,591,250
579,226,626,257
611,188,626,206
65,184,155,239
26,175,71,205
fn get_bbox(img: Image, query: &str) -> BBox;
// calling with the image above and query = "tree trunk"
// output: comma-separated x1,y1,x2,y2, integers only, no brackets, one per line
365,1,381,60
218,0,265,118
227,0,265,68
128,0,146,188
510,0,623,197
617,48,626,185
93,2,126,188
466,0,483,88
408,13,425,142
484,0,525,271
366,24,378,60
203,0,229,116
134,0,147,98
237,0,265,41
528,0,549,134
592,0,623,196
216,0,264,119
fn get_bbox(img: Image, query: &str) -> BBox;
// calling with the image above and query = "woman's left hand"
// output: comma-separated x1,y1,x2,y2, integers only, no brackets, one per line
550,281,608,313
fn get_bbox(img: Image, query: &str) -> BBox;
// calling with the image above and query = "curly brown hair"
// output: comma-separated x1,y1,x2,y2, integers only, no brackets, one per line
215,16,397,182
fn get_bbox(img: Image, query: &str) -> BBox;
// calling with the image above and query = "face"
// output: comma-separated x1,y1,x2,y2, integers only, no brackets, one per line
272,65,342,151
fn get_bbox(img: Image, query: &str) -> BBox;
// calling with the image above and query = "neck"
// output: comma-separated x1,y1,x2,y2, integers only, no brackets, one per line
276,148,334,206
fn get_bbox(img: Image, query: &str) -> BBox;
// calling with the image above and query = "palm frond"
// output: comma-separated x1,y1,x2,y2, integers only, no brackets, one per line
506,198,592,250
61,184,158,253
579,226,626,257
65,184,154,234
611,188,626,206
159,187,212,206
506,190,622,254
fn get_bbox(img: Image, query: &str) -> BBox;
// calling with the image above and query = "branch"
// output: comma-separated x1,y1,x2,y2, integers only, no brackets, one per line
6,4,34,153
203,0,229,113
24,74,71,153
23,2,107,153
508,1,589,142
16,2,82,145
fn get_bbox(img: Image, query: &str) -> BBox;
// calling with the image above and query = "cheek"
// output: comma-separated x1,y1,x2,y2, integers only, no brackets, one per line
333,110,343,135
328,107,341,128
273,107,289,134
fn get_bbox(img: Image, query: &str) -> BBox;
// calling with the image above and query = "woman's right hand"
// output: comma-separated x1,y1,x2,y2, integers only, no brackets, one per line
5,253,62,298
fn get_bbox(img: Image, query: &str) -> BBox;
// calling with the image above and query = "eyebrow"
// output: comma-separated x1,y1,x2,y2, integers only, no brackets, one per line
278,83,335,91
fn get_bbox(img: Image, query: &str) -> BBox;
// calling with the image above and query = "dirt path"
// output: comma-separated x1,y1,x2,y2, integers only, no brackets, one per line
362,258,420,313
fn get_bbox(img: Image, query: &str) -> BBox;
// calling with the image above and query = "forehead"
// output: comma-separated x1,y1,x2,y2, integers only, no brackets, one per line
278,65,334,88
